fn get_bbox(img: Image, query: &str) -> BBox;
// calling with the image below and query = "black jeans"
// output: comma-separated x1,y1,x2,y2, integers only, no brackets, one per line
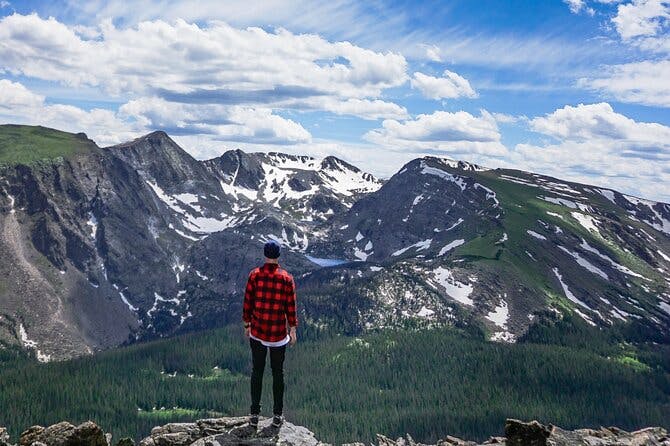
250,337,286,416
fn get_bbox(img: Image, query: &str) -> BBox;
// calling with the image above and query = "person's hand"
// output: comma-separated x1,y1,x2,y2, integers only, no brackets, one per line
244,325,250,338
289,327,297,346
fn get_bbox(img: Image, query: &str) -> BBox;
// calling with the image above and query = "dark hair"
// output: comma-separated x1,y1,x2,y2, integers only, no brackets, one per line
264,240,281,259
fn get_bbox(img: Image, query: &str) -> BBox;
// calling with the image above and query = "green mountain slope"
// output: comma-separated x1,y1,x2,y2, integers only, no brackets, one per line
314,157,670,343
0,125,95,166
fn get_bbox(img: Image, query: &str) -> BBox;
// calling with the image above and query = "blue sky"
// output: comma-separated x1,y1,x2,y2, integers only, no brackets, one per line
0,0,669,201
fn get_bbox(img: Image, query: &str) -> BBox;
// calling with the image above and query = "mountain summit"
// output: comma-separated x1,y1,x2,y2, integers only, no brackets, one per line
0,125,668,360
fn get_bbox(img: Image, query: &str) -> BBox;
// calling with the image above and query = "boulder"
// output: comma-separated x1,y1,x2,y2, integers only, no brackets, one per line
19,422,106,446
436,435,477,446
1,427,13,446
548,425,670,445
505,419,552,446
139,416,327,446
19,427,46,446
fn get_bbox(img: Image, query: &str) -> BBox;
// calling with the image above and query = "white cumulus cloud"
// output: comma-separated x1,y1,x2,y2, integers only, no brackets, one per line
0,13,408,119
612,0,670,39
410,70,477,100
0,79,137,145
564,0,595,15
0,80,312,146
363,110,507,156
580,60,670,107
529,102,670,144
514,102,670,201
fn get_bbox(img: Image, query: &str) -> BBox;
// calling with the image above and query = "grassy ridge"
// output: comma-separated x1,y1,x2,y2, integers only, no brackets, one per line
0,125,94,166
0,326,668,444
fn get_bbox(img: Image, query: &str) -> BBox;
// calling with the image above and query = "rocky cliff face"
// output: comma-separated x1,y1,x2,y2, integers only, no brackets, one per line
3,418,668,446
1,124,669,360
0,126,382,358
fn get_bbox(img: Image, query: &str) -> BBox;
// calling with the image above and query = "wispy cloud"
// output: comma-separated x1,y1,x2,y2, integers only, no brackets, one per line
579,60,670,107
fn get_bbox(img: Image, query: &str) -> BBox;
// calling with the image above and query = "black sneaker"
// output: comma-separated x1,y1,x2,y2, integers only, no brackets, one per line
271,414,283,427
249,414,259,427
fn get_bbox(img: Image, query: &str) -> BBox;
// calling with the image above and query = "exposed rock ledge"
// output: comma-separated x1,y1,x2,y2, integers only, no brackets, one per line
1,417,668,446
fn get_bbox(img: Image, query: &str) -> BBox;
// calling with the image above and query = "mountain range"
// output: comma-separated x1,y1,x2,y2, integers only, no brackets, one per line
0,124,668,360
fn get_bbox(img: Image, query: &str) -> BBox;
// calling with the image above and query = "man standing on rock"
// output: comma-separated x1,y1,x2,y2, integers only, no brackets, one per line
243,240,298,429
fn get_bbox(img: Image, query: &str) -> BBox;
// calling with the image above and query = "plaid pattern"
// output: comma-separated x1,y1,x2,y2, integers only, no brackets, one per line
243,262,298,342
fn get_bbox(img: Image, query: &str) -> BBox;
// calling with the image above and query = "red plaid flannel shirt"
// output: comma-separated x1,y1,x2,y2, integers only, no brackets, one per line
243,262,298,342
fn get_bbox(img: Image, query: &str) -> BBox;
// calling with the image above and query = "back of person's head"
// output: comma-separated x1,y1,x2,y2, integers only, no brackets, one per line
264,240,281,259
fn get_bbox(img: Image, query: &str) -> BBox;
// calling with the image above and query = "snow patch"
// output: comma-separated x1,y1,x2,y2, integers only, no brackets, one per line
219,180,258,201
392,239,432,257
527,230,546,240
18,324,51,362
486,298,509,329
597,188,616,204
579,239,647,280
552,267,597,325
420,161,467,190
490,331,516,343
118,289,139,312
265,228,309,252
416,306,435,318
474,183,499,207
147,180,238,235
7,193,16,213
353,247,371,261
495,233,508,244
438,239,465,256
445,218,464,231
570,212,601,235
539,195,577,209
86,213,98,239
428,267,474,306
558,245,608,280
623,195,670,235
148,293,181,318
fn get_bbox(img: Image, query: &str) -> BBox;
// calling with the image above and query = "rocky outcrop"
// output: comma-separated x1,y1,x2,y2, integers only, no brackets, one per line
18,421,106,446
138,417,324,446
4,418,669,446
374,419,670,445
1,428,12,446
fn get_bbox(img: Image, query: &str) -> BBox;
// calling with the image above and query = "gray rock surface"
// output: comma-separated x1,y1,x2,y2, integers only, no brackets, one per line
19,421,107,446
1,427,13,446
139,417,326,446
6,418,669,446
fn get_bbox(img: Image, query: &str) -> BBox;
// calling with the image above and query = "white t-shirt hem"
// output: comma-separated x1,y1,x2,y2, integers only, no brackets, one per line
250,333,290,347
